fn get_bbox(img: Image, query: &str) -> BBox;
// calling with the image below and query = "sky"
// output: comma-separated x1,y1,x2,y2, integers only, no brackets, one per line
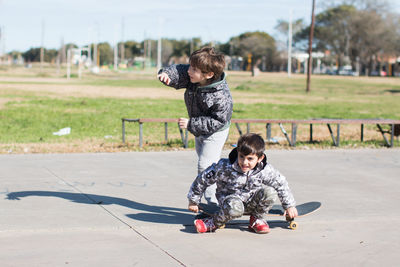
0,0,399,53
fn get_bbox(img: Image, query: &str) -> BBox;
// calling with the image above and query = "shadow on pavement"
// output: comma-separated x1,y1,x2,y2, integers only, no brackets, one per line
6,191,291,233
6,190,195,225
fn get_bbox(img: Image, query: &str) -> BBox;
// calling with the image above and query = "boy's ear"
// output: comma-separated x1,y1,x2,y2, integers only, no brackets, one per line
257,154,265,163
204,72,214,79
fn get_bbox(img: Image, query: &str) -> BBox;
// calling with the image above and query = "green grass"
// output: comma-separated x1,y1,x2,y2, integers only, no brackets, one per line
0,66,399,150
232,77,400,95
233,100,399,120
0,96,187,143
81,79,164,88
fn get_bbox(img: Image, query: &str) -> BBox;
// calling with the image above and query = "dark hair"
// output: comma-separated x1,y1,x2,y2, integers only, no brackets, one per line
237,133,265,158
189,47,225,80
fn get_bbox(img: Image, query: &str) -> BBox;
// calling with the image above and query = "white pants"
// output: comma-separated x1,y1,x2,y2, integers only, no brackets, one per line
195,127,230,204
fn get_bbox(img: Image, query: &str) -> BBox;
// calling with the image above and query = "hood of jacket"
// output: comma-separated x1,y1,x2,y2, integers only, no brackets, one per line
228,147,268,174
195,72,227,93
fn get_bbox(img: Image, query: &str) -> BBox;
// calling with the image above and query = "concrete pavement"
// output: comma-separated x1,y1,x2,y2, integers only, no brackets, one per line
1,149,399,266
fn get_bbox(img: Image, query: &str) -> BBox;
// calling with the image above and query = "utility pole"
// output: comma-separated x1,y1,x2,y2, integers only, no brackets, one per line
93,42,98,67
67,48,71,79
40,20,45,72
93,22,99,68
114,43,118,71
157,17,163,70
306,0,316,93
157,37,161,69
56,38,63,75
0,26,3,62
120,17,125,63
143,31,147,69
113,24,118,71
288,9,293,77
147,39,151,65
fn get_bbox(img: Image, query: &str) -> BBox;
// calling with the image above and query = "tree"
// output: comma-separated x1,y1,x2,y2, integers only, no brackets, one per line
97,42,113,65
190,37,202,54
8,51,23,63
170,39,190,58
297,5,357,69
22,47,58,63
45,49,58,63
160,39,174,66
229,31,278,72
124,41,141,59
348,9,399,75
274,18,306,72
155,38,204,66
296,0,400,74
275,18,305,39
22,48,41,62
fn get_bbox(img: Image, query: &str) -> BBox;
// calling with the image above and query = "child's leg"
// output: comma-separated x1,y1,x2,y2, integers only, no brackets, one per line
245,186,278,219
195,127,229,204
213,195,244,227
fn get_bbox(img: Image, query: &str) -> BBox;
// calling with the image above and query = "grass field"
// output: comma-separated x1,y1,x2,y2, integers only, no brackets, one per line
0,64,399,153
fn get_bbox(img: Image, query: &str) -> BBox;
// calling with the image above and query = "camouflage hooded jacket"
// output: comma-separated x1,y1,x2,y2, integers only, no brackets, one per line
187,148,296,210
158,64,233,137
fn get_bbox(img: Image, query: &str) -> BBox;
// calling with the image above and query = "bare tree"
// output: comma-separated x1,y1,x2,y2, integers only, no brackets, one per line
307,0,316,93
349,9,399,75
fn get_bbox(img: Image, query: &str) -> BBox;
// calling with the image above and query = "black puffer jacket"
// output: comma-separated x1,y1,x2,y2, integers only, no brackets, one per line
159,64,233,137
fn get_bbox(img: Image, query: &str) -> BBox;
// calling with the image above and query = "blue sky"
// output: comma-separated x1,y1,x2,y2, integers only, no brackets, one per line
0,0,399,53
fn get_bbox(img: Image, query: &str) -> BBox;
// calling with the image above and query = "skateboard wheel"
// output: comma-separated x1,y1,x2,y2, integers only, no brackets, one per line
289,221,297,230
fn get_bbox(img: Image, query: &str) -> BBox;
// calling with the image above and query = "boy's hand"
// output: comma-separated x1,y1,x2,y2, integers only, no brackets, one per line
157,72,171,85
188,203,199,213
284,206,298,219
178,118,189,129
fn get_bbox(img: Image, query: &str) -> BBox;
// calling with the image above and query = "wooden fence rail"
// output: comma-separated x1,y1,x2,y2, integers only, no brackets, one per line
122,118,400,148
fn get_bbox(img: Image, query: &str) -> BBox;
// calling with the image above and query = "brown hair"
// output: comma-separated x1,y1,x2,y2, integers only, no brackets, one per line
189,47,225,80
237,133,265,158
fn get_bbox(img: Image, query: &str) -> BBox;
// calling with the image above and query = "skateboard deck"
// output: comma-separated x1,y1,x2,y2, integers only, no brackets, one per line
196,201,321,230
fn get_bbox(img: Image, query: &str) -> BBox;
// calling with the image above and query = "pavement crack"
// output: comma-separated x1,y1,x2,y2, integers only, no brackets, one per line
43,166,187,266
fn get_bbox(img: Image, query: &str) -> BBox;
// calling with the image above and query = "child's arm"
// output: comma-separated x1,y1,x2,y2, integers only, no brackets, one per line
262,164,296,210
157,64,190,89
187,160,224,206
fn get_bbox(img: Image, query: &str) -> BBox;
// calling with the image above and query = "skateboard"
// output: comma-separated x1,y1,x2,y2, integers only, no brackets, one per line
196,201,321,230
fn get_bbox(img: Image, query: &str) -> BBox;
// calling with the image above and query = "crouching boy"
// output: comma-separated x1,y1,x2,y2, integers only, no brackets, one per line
187,133,298,234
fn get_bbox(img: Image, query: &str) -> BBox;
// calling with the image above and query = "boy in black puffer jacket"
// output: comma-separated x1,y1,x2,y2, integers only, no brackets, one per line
158,47,233,204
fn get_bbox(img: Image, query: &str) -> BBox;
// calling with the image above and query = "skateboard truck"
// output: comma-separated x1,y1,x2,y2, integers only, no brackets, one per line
286,215,298,230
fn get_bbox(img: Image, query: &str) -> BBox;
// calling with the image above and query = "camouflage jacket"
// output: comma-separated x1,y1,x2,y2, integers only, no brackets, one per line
187,148,296,210
158,64,233,137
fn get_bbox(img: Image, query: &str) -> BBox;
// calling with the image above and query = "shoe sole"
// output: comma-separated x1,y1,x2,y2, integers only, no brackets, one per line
248,226,270,234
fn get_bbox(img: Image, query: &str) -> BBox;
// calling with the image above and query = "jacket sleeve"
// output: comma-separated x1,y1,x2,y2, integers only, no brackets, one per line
187,161,221,204
187,89,233,136
158,64,190,89
262,164,296,210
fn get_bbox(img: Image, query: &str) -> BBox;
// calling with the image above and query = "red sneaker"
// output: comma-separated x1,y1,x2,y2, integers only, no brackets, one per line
194,217,216,233
249,215,270,234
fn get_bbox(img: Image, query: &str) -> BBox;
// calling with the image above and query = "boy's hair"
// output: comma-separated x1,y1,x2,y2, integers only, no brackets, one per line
237,133,265,158
189,47,225,80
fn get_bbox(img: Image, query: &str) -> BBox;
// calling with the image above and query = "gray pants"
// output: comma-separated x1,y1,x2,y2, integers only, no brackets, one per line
213,186,278,227
195,127,230,204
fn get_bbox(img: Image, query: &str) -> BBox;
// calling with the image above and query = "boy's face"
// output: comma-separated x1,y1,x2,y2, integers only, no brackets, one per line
237,152,264,173
188,65,214,85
